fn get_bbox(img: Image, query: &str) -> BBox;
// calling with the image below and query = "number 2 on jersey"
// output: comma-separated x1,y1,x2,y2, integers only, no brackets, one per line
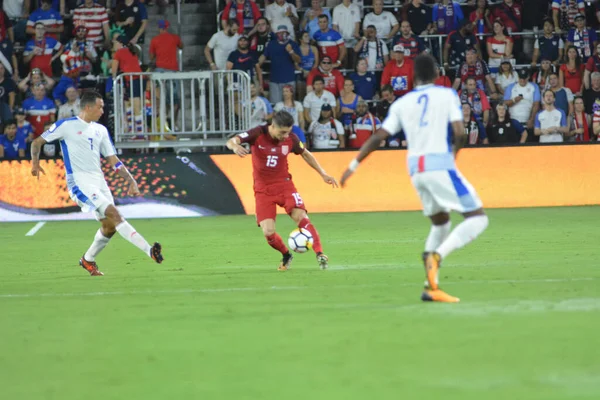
88,138,94,150
417,94,429,127
266,155,278,167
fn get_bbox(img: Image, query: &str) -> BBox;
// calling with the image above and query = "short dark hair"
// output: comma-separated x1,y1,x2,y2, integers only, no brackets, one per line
3,119,16,129
313,76,325,84
381,84,394,94
80,91,103,108
414,54,437,84
318,14,329,21
272,110,295,128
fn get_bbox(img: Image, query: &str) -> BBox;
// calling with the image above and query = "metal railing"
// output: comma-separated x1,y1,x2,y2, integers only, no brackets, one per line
113,70,252,149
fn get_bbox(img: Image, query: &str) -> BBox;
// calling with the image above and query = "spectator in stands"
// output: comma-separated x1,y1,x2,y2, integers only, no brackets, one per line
0,6,14,46
337,77,361,138
534,89,568,143
584,42,600,89
376,84,394,121
559,45,584,95
206,19,240,71
582,71,600,115
302,0,332,39
348,99,382,148
19,67,55,98
566,13,597,63
0,63,16,111
462,102,488,145
307,55,343,96
23,22,62,77
453,48,496,97
333,0,361,66
115,0,148,45
265,0,298,40
548,71,574,117
393,20,426,61
227,35,264,88
307,103,344,149
496,59,518,96
487,19,513,72
444,19,479,69
150,19,183,73
259,24,301,103
488,102,527,144
434,63,452,87
112,35,143,134
297,30,319,79
363,0,399,42
313,14,345,67
275,84,304,128
57,86,80,119
459,76,491,126
403,0,433,36
432,0,464,35
492,0,522,35
533,58,555,92
23,83,56,137
469,0,492,36
249,17,274,56
221,0,262,34
349,58,377,100
531,19,564,68
552,0,585,34
15,108,34,144
73,0,110,51
504,68,541,139
354,25,389,72
247,82,273,128
303,76,336,125
570,95,591,142
0,120,25,159
3,0,25,44
522,0,548,60
27,0,63,40
381,44,414,97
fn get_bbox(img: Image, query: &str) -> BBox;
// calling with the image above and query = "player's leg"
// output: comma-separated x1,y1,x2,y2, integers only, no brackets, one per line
79,218,116,276
436,208,489,260
290,208,328,270
422,211,452,288
255,192,292,270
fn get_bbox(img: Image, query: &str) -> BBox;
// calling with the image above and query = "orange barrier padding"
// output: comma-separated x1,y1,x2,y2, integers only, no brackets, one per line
211,145,599,214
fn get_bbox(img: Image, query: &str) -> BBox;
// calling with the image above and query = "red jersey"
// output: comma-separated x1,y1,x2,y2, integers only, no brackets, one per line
306,68,344,97
150,32,182,71
381,59,414,97
435,75,452,88
114,47,142,75
492,2,522,33
237,125,305,191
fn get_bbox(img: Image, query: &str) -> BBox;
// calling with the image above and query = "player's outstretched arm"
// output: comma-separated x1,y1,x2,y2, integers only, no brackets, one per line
226,136,249,157
340,128,390,188
106,155,141,196
30,136,48,180
301,150,338,188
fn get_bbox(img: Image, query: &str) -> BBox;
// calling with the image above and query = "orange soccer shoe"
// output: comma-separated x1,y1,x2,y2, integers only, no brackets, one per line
278,252,293,271
421,289,460,303
79,256,104,276
424,252,442,291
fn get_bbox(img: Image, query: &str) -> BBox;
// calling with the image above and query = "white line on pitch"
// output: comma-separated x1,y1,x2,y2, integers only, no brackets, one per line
25,222,46,237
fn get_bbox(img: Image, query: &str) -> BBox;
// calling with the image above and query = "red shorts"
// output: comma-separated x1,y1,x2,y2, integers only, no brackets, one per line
254,181,307,225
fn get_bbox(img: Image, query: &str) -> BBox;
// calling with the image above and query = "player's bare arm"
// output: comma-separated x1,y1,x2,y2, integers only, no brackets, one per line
301,150,338,187
30,136,47,179
451,120,467,157
106,155,140,196
340,128,390,188
226,136,249,157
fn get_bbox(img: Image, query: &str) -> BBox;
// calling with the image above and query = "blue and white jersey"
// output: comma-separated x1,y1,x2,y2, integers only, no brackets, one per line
41,117,115,187
381,84,463,175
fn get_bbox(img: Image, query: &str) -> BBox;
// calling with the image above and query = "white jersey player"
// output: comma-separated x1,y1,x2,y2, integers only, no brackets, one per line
340,54,489,303
31,91,164,276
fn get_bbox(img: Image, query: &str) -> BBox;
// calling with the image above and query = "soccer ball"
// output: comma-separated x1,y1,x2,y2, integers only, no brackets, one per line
288,228,313,253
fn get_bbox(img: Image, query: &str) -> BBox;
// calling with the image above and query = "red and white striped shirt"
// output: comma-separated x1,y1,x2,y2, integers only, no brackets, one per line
73,3,109,47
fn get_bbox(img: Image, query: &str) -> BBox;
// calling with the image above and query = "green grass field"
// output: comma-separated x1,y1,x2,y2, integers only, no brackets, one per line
1,207,599,399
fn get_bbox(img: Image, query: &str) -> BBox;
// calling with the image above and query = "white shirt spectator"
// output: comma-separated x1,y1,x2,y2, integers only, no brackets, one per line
303,90,337,123
207,31,240,70
496,71,519,92
535,108,567,143
274,100,304,127
332,1,361,42
249,96,273,129
265,1,299,40
363,39,389,71
362,11,399,39
308,118,344,149
503,82,541,123
4,0,24,18
58,99,81,120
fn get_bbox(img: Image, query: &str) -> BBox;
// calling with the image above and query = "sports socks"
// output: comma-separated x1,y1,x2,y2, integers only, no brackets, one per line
437,215,489,259
298,217,323,254
116,221,152,257
425,221,452,253
84,229,111,261
266,233,289,255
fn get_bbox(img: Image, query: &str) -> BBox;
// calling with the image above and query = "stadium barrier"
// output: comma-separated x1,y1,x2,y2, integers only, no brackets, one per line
1,144,598,222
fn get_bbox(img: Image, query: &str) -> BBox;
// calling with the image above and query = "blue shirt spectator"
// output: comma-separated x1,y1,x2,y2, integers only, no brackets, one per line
349,71,377,101
432,1,464,35
567,24,598,63
304,8,332,39
292,125,307,143
0,123,26,159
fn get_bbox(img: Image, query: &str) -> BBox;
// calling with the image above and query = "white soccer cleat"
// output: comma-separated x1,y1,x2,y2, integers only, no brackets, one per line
317,254,328,270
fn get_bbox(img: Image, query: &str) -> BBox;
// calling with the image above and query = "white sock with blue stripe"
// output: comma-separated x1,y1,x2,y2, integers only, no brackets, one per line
437,215,489,259
84,229,111,262
116,221,152,258
425,221,452,252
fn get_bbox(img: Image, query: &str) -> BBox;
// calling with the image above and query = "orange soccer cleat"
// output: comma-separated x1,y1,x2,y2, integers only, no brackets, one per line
424,252,442,291
278,252,293,271
421,289,460,303
79,256,104,276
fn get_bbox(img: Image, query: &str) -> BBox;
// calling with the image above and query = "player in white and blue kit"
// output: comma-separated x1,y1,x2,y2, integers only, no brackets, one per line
340,54,489,303
30,91,164,276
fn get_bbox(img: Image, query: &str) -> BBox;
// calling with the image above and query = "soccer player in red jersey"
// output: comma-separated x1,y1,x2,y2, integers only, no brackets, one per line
226,110,338,271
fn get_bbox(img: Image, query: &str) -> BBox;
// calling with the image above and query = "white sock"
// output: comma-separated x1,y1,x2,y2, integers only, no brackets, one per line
116,221,152,258
84,229,111,261
437,215,489,259
425,221,452,252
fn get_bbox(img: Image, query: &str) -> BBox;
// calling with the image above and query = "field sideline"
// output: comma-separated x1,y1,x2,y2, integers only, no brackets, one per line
1,207,599,399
